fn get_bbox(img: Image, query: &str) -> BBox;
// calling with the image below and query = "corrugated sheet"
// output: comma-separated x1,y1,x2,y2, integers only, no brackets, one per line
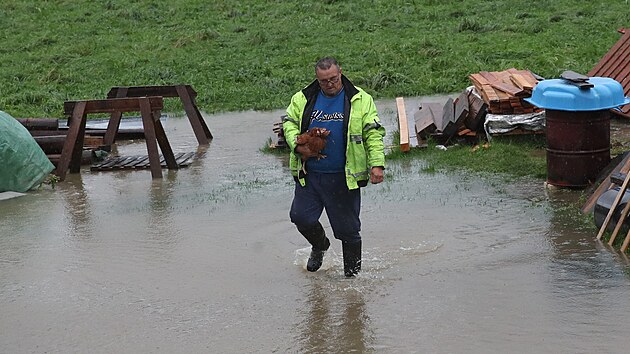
588,28,630,117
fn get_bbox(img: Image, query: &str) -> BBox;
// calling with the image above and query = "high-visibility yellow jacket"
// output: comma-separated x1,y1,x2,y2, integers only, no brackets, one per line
283,75,386,189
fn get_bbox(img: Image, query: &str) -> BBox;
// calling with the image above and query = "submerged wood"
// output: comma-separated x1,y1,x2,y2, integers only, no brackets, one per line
16,118,59,130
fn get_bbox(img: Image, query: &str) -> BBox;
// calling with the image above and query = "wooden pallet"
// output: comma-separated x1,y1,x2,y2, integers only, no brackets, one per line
91,152,195,171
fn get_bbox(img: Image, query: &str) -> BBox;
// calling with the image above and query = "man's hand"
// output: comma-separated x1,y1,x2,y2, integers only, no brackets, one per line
370,166,384,184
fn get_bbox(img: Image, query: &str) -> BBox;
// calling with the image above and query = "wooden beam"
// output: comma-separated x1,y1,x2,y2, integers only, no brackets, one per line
64,97,164,116
57,96,175,180
55,101,87,181
176,85,213,144
107,85,197,99
396,97,410,152
139,98,163,178
608,188,630,245
103,86,129,145
105,85,213,145
621,227,630,252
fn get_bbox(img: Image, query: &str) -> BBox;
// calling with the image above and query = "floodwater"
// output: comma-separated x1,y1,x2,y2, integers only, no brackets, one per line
2,98,630,353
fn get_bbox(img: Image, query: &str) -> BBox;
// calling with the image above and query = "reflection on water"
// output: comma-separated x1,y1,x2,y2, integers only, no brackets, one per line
297,280,373,353
1,104,630,353
147,174,178,244
539,188,630,353
60,174,93,240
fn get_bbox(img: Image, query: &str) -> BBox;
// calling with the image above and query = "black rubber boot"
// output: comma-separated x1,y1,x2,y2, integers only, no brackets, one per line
297,223,330,272
342,241,362,277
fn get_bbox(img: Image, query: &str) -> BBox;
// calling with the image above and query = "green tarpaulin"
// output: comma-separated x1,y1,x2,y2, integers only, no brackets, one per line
0,111,54,192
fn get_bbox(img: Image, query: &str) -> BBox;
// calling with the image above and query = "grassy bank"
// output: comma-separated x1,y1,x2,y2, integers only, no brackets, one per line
387,134,547,178
0,0,627,117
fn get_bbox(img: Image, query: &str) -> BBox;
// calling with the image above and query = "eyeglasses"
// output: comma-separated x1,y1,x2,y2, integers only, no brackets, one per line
317,74,340,85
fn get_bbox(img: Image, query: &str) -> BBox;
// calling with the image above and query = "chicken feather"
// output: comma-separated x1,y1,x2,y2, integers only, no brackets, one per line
296,127,331,174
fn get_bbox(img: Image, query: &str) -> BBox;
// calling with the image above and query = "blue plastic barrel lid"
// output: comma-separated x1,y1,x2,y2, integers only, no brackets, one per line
524,77,630,111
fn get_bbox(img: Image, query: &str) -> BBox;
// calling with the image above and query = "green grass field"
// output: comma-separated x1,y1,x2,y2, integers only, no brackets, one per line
0,0,627,117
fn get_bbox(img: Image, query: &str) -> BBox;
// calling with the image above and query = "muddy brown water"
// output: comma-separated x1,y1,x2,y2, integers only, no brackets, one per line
2,98,630,353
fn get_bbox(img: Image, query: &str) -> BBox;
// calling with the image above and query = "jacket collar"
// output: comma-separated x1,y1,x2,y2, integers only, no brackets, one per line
302,74,360,99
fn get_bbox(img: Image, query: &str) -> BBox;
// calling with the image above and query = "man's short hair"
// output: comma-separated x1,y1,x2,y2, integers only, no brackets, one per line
315,57,340,73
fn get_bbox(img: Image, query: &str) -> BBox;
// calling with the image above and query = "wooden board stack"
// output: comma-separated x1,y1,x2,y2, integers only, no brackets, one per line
469,68,540,114
588,28,630,119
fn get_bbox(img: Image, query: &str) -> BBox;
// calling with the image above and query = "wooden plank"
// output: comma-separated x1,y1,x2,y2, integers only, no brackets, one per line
440,98,458,137
96,156,122,169
599,35,630,78
589,29,630,120
107,85,196,99
621,228,630,252
509,73,534,91
482,85,500,103
152,111,178,170
55,101,87,180
16,118,59,130
479,71,498,83
130,155,150,168
469,73,490,86
414,104,437,133
454,91,469,126
457,128,472,136
139,98,163,178
104,86,128,145
64,96,163,116
109,156,135,170
589,30,630,75
90,153,195,171
177,152,195,166
120,156,144,168
108,85,212,145
396,97,410,152
608,187,630,245
439,98,454,131
176,85,213,144
465,89,487,131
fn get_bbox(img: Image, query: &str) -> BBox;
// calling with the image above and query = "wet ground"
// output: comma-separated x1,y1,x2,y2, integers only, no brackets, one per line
2,98,630,353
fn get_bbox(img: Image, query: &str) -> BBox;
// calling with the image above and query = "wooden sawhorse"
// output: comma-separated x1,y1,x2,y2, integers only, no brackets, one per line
105,85,213,146
56,96,176,180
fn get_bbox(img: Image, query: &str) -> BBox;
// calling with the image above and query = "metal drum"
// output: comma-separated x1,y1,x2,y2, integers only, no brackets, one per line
545,109,610,187
526,76,630,188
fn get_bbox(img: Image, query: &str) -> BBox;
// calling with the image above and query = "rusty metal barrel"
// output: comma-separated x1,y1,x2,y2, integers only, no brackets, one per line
526,76,630,188
545,109,610,187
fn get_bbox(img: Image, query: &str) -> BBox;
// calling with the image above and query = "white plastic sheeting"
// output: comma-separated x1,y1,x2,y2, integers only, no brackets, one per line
483,111,546,140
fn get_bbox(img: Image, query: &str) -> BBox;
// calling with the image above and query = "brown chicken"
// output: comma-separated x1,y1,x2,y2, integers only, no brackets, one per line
296,127,331,174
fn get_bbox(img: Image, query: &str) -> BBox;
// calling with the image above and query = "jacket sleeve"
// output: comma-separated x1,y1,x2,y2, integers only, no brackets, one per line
283,92,304,153
361,95,386,169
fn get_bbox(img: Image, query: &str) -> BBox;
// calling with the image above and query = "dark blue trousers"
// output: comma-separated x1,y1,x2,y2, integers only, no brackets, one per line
290,172,361,243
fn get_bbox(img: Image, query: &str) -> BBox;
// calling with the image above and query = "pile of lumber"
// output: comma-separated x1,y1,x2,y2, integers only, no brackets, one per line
469,68,541,114
270,117,288,149
588,28,630,119
16,118,118,166
413,88,489,145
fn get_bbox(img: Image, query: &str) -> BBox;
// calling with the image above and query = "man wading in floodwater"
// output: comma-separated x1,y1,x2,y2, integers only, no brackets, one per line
283,57,386,277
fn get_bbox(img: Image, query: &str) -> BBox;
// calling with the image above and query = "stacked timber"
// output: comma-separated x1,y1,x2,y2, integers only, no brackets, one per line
414,89,486,144
16,117,107,166
270,116,287,149
469,68,541,114
588,28,630,119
